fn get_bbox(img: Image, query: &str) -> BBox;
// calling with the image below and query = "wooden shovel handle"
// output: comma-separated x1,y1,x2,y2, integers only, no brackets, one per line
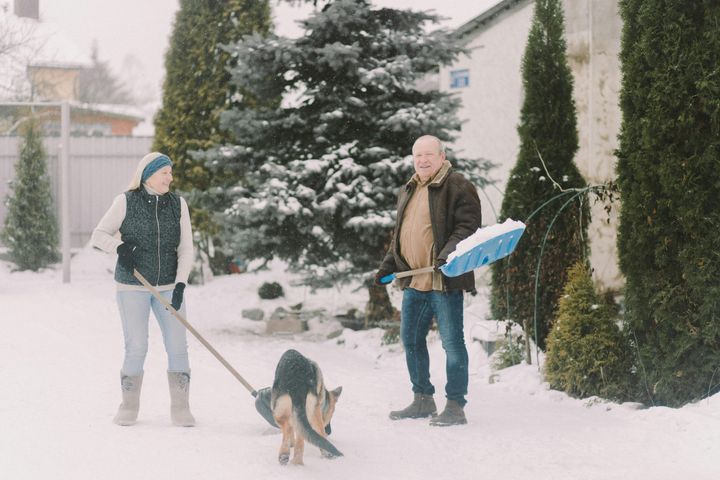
133,270,258,397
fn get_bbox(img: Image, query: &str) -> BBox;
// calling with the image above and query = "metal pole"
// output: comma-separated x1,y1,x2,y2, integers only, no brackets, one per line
60,101,71,283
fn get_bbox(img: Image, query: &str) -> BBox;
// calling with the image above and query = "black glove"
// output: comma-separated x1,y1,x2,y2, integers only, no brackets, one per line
171,282,186,310
116,243,136,272
374,269,394,286
434,258,447,273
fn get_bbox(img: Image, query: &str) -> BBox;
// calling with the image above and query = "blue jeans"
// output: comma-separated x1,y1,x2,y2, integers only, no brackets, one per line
400,288,468,406
116,290,189,376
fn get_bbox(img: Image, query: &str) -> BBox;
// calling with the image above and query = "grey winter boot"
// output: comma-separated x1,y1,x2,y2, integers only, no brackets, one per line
429,400,467,426
114,372,143,426
168,371,195,427
389,394,437,420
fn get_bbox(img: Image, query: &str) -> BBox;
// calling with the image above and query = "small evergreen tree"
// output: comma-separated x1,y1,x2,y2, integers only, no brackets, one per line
1,118,59,270
616,0,720,406
490,0,588,351
201,0,492,323
544,262,632,401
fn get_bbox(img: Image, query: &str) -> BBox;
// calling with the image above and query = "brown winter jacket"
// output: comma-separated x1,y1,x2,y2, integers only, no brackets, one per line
379,162,482,291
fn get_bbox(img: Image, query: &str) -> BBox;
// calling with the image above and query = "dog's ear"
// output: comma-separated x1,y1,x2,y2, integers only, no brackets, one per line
331,386,342,399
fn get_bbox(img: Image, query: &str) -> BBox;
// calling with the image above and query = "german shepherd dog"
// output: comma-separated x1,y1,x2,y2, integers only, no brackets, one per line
271,349,343,465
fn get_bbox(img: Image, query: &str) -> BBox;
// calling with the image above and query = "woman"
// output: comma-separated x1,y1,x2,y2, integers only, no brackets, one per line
92,152,195,427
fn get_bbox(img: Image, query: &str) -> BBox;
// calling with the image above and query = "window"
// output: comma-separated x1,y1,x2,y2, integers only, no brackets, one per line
450,69,470,89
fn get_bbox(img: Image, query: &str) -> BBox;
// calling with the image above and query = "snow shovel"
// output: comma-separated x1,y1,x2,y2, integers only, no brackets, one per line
133,270,278,428
379,219,526,284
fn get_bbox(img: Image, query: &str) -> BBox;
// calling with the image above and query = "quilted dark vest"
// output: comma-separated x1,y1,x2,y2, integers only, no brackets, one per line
114,189,181,286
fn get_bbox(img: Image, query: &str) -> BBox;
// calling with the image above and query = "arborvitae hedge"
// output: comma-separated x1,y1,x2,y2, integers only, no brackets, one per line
490,0,588,350
153,0,271,192
152,0,272,273
616,0,720,406
1,119,59,270
544,262,632,401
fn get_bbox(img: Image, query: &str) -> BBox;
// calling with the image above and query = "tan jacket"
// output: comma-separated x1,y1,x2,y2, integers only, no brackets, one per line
399,170,441,291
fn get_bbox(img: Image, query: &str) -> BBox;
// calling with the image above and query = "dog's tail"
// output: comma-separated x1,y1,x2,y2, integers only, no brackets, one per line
292,397,343,458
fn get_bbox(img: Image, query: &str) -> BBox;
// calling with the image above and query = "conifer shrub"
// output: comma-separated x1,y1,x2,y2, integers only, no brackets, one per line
1,119,59,271
258,282,284,300
616,0,720,406
544,262,631,401
490,0,588,351
153,0,271,192
153,0,272,273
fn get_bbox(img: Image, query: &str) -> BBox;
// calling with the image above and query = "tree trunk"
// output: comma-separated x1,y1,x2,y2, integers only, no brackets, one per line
523,318,533,365
365,283,397,328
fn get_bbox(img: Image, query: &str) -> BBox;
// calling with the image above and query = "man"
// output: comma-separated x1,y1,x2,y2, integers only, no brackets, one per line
376,135,481,426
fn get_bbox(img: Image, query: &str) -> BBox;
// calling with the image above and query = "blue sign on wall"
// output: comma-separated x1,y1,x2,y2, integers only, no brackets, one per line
450,69,470,89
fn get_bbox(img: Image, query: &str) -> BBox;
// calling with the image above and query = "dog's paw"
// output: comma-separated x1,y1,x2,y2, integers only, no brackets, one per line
278,453,289,465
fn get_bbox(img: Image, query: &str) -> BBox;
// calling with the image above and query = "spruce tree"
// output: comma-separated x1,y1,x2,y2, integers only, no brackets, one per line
490,0,588,350
202,0,492,321
616,0,720,406
1,118,59,270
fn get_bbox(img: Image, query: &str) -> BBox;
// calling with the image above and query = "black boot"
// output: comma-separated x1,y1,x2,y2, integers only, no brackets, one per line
389,394,437,420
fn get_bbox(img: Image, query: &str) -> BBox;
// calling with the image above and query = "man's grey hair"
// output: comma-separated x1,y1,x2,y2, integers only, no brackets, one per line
413,135,446,155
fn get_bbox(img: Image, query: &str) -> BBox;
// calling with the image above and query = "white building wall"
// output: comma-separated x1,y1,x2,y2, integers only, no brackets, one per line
440,0,535,227
564,0,623,289
441,0,623,290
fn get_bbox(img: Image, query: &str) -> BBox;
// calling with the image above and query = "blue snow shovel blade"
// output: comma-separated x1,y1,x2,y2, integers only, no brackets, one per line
378,225,526,284
441,226,526,277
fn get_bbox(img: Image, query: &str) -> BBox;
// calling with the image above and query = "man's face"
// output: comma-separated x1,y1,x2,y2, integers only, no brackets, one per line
412,137,445,180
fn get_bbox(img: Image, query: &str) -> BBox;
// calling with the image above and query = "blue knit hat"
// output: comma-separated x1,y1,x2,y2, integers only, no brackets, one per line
141,155,172,183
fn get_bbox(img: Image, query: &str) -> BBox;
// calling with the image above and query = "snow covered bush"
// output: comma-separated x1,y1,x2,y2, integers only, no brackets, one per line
199,0,493,323
544,262,631,401
491,334,525,371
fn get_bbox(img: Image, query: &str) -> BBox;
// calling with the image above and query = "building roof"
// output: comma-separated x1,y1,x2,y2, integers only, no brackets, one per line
454,0,532,42
69,102,144,122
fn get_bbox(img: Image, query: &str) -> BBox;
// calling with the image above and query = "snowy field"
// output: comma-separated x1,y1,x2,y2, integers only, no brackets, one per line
1,247,719,480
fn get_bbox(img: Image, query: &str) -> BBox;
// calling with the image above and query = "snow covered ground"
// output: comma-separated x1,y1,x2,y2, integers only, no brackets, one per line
1,247,719,480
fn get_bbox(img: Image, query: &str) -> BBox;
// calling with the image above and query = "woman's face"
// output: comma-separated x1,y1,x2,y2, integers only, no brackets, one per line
145,166,173,194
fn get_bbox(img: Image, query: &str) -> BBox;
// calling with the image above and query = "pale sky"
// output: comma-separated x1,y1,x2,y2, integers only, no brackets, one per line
39,0,498,104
